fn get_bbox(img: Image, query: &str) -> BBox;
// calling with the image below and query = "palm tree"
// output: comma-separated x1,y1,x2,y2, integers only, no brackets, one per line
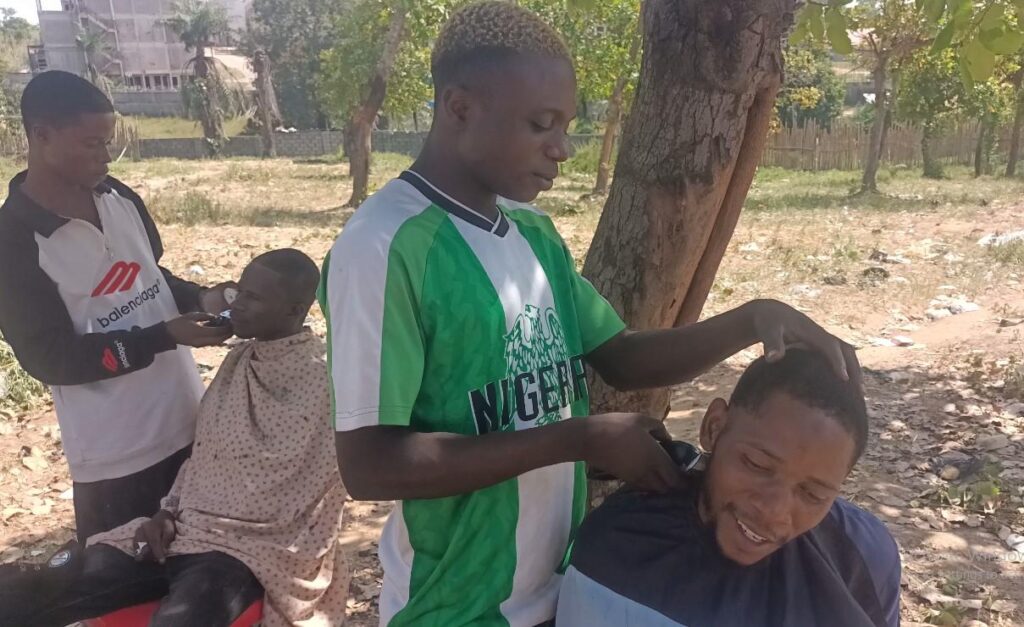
163,0,244,156
75,28,113,97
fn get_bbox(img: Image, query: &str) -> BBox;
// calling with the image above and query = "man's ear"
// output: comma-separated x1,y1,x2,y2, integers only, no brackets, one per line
28,123,50,146
699,398,730,454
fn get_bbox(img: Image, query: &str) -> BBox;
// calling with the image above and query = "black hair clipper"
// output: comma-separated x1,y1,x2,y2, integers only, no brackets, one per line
588,439,706,481
202,310,233,328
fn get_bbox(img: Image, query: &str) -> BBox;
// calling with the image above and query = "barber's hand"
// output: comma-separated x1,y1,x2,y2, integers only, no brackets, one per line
582,413,684,493
749,299,863,391
199,281,238,315
133,510,176,564
166,312,233,347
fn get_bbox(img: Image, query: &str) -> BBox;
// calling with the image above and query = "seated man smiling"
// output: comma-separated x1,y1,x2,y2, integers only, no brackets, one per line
557,349,900,627
0,249,348,627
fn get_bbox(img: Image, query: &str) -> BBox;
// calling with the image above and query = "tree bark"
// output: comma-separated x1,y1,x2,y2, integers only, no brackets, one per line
253,49,281,158
1006,74,1023,177
345,5,407,207
975,112,994,177
593,84,624,197
861,61,888,193
593,34,641,196
921,121,943,179
192,45,225,158
581,0,792,423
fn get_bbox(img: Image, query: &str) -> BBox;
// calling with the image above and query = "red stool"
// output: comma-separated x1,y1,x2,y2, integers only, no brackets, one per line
83,599,263,627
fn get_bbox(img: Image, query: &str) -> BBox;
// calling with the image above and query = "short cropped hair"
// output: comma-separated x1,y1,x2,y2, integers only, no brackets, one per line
251,248,320,306
730,349,868,463
431,1,571,91
21,70,114,133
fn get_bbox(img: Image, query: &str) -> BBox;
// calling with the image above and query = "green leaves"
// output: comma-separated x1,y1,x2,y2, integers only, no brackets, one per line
806,5,825,39
932,21,957,52
790,18,809,45
792,3,853,53
981,26,1024,54
791,3,848,49
824,8,854,54
963,37,997,81
979,3,1006,29
163,0,231,52
923,0,946,23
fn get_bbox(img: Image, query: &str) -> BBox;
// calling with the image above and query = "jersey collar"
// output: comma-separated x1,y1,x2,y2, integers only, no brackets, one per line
400,170,510,237
5,171,115,238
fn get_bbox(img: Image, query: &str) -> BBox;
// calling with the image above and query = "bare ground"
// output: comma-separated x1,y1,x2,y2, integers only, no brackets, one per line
1,159,1023,626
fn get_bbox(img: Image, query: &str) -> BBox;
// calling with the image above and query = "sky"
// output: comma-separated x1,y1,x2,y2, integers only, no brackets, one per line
2,0,63,24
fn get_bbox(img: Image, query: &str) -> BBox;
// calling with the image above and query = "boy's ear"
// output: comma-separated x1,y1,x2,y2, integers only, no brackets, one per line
442,86,473,126
699,398,730,454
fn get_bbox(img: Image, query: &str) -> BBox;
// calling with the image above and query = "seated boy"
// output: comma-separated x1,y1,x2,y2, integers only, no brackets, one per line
557,350,900,627
0,249,349,627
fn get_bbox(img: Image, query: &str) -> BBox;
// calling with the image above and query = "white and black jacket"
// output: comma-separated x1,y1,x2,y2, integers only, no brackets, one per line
0,172,203,482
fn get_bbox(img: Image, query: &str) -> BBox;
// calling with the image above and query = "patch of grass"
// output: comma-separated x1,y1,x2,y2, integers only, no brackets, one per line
926,604,969,626
938,462,1007,515
244,206,347,228
746,165,1024,214
830,237,861,262
289,167,348,182
0,338,48,413
149,191,230,226
372,152,414,173
987,241,1024,266
108,158,198,180
224,162,263,182
536,195,585,215
124,116,248,140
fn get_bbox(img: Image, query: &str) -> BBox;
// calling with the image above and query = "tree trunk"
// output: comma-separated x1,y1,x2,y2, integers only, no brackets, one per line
861,61,888,193
1006,75,1023,177
193,46,225,158
253,49,280,158
593,34,641,196
345,5,407,207
921,121,943,179
581,0,791,425
593,85,624,196
975,113,994,177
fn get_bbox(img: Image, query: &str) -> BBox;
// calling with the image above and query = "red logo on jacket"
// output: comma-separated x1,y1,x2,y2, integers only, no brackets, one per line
92,262,141,297
101,348,118,373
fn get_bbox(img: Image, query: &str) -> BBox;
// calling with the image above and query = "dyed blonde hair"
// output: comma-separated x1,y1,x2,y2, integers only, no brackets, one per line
432,1,572,88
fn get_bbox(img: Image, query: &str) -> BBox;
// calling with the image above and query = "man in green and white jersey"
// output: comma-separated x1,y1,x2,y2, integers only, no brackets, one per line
319,4,862,626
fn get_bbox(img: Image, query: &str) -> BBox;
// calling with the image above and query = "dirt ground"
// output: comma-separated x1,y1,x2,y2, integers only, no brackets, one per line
1,159,1023,626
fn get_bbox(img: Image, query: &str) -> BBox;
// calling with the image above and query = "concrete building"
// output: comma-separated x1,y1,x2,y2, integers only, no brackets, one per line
29,0,252,116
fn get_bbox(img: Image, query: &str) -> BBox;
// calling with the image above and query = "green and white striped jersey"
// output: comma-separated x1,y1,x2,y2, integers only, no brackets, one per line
319,171,625,627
